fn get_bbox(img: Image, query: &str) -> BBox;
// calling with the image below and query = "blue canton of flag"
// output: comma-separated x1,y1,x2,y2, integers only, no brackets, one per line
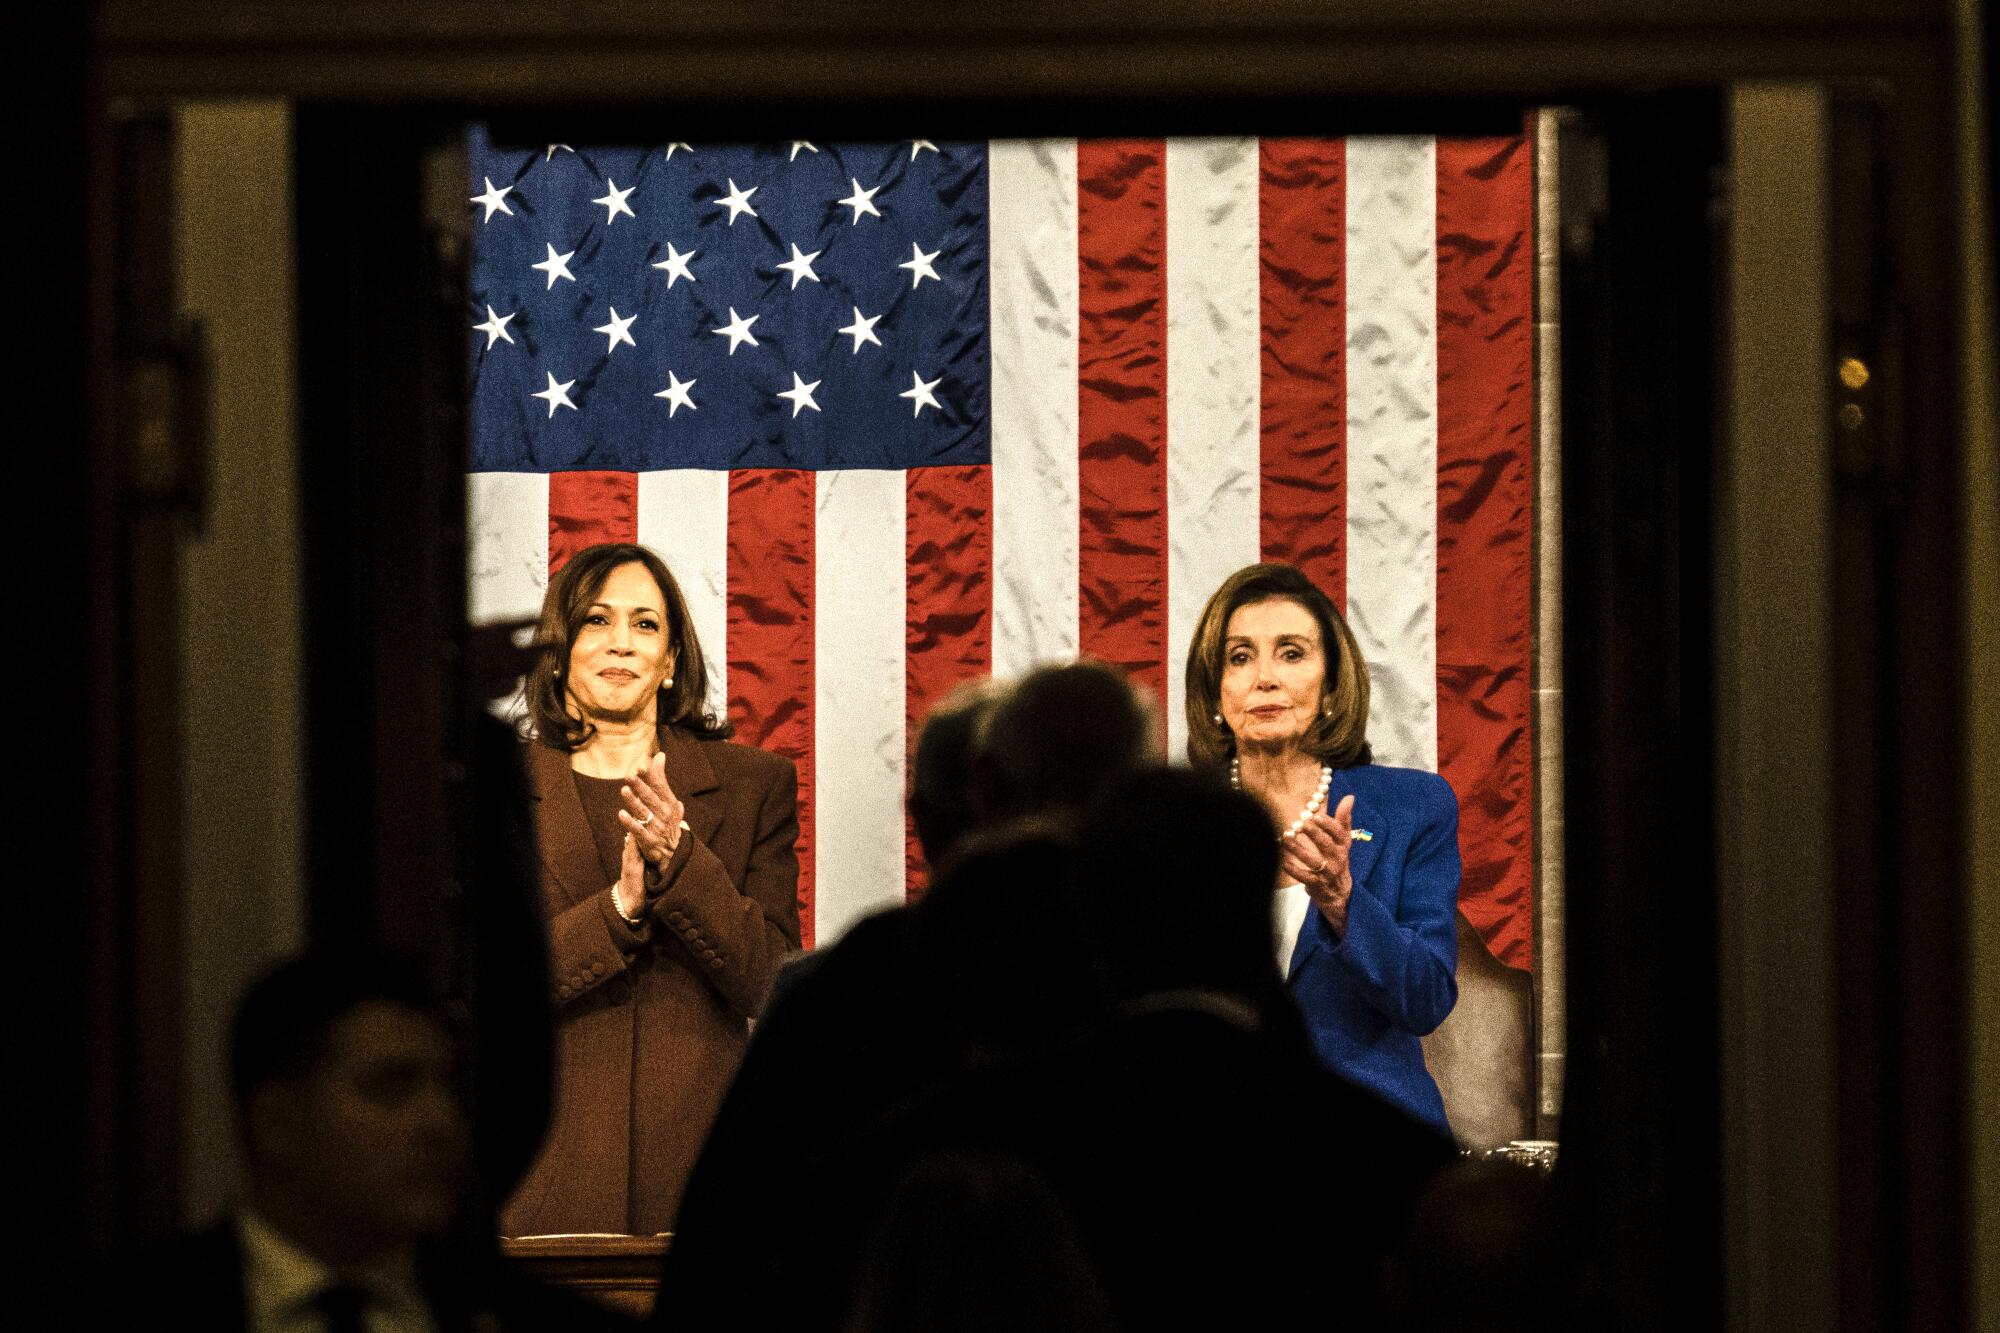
468,130,990,472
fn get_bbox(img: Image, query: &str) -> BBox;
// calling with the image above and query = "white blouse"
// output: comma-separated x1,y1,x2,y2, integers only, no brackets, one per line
1273,881,1313,979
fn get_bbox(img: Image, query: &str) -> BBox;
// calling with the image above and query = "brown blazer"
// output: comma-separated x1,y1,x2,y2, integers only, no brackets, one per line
500,724,801,1237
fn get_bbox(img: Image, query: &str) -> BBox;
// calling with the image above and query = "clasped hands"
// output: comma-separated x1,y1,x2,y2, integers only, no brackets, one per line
1279,793,1356,934
612,754,686,921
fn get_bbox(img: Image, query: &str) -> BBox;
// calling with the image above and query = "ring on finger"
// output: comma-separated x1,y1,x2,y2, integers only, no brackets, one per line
636,809,654,826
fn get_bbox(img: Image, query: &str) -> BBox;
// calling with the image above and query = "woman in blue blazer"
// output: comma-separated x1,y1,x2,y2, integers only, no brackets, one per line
1184,562,1460,1133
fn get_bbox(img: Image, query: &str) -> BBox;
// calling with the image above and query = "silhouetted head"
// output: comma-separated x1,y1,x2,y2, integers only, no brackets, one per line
917,817,1106,1051
842,1150,1120,1333
908,676,1012,870
974,659,1157,824
230,952,467,1260
1381,1158,1571,1332
1074,766,1282,1005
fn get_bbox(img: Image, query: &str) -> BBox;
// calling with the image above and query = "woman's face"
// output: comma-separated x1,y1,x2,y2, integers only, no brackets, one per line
1218,597,1327,751
564,561,676,725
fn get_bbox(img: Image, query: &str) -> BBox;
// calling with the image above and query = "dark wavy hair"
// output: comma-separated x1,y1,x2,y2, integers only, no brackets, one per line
1183,562,1371,770
523,542,731,751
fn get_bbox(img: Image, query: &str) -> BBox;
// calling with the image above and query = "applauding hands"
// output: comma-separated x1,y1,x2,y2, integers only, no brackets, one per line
619,752,686,864
612,753,686,921
1280,793,1355,933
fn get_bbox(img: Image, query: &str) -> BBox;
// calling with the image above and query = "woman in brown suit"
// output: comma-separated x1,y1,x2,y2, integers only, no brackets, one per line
500,542,801,1237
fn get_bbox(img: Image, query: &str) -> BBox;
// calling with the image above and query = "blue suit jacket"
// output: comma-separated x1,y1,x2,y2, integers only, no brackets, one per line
1285,763,1460,1132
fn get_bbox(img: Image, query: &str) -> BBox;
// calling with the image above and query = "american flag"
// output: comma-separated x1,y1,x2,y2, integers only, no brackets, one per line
467,131,1538,965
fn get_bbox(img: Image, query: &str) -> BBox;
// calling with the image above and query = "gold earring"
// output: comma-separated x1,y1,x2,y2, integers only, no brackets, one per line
1212,713,1223,725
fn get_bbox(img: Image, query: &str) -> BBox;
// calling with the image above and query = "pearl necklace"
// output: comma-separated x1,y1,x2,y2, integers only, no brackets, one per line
1231,757,1334,841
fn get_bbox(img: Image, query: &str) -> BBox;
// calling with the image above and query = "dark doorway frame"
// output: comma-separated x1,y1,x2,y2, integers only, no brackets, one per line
66,8,1975,1329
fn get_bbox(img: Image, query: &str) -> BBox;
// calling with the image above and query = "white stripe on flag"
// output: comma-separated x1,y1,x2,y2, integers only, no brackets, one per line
468,472,551,623
636,469,731,725
812,469,908,944
1344,137,1439,771
1165,137,1263,764
989,138,1081,677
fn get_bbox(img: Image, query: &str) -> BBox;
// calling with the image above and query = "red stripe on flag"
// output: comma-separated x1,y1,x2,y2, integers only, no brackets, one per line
1434,136,1537,969
547,471,639,574
1076,140,1169,715
904,465,993,900
1258,139,1349,605
725,470,818,948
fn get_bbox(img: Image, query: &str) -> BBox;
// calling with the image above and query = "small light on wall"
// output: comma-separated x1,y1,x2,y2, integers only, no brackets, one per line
1837,356,1871,391
1838,403,1866,431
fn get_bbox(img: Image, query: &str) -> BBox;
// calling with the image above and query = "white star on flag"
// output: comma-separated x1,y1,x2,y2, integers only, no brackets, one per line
775,243,822,289
789,141,819,161
712,307,761,355
837,178,883,224
594,307,637,353
472,305,516,348
545,144,572,161
910,140,938,160
532,243,576,288
654,371,697,416
470,177,513,222
651,241,698,287
592,179,636,224
532,372,577,417
664,143,692,159
776,372,822,418
900,370,944,417
899,242,941,289
837,306,883,352
714,178,759,225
